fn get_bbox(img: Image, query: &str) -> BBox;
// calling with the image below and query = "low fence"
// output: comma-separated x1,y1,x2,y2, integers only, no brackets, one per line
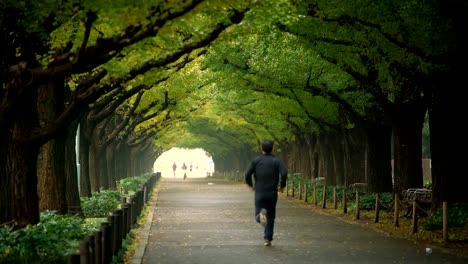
67,172,160,264
220,170,453,239
284,176,455,242
220,171,455,242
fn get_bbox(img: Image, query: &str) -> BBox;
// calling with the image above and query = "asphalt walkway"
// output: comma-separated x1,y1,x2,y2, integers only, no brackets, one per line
131,177,468,264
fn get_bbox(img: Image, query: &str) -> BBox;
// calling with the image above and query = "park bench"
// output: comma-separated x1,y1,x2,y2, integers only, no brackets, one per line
401,188,432,217
350,183,368,194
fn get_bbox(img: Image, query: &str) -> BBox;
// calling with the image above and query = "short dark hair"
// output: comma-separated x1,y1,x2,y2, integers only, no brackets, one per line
261,140,274,154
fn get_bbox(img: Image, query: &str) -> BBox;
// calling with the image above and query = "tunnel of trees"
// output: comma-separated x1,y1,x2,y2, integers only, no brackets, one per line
0,0,466,229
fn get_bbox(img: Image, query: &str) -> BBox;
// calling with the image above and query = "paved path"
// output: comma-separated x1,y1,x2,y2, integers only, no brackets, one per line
131,178,468,264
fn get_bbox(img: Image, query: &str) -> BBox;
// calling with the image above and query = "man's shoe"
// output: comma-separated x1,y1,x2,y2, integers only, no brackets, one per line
264,240,272,246
259,208,268,227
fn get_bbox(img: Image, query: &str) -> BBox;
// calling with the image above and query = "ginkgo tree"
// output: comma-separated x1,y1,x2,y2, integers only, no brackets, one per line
278,0,467,207
0,0,250,228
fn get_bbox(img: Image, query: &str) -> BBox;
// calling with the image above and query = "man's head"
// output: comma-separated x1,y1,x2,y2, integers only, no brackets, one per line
261,140,274,154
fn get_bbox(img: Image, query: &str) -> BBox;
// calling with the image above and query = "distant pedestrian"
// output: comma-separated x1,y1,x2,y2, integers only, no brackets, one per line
245,140,288,246
172,162,177,177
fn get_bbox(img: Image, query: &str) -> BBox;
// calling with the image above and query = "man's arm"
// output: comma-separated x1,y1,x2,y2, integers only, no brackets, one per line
279,159,288,189
244,161,255,187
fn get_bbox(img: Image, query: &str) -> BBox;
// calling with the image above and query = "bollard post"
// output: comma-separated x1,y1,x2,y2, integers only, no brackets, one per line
88,235,95,264
374,193,380,223
313,183,317,206
79,237,90,264
412,199,418,233
443,201,448,242
304,184,308,203
129,196,136,225
394,193,399,227
291,180,295,198
343,188,347,214
333,187,337,209
101,223,111,264
355,190,360,220
114,209,123,253
107,215,117,256
299,183,302,200
67,254,80,264
94,230,102,264
322,185,327,209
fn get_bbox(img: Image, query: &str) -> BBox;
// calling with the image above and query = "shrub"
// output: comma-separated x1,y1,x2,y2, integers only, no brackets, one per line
359,193,393,210
424,203,468,230
0,211,90,263
81,189,121,217
118,174,151,195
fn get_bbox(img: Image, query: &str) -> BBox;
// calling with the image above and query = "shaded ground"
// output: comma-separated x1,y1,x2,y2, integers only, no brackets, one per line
128,178,468,264
307,199,468,259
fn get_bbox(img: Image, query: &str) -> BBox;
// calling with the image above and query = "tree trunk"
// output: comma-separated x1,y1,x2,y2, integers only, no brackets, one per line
330,137,344,186
37,138,67,214
99,148,110,189
79,125,91,197
0,135,12,225
430,0,468,208
37,79,67,214
321,135,338,185
129,147,139,177
366,124,393,193
106,144,117,189
65,120,83,216
393,99,426,196
6,135,41,228
89,142,101,192
0,89,41,227
343,129,366,186
115,142,127,180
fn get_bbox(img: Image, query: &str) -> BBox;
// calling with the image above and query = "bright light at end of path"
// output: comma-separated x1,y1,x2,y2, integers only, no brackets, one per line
153,147,215,178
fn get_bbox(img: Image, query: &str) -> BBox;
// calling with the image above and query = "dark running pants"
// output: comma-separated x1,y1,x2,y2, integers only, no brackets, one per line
254,191,278,241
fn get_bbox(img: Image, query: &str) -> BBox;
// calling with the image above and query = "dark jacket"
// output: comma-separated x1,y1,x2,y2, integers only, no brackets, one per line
245,154,288,193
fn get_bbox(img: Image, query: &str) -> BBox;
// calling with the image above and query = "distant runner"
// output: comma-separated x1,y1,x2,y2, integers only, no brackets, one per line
172,162,177,178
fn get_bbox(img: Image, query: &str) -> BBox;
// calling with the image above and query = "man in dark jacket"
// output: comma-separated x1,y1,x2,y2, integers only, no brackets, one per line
245,139,288,246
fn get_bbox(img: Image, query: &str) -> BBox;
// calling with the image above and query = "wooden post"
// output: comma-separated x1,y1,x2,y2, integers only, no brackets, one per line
304,184,308,203
101,223,111,264
333,187,337,209
129,196,136,225
343,188,347,214
355,191,360,220
313,183,317,206
79,237,90,264
412,199,418,233
107,215,117,256
443,201,448,242
140,188,144,215
121,197,128,236
291,180,295,198
88,235,95,264
94,230,102,264
322,185,327,209
394,193,399,227
67,254,80,264
114,209,123,253
122,204,129,236
374,193,380,223
299,183,302,200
